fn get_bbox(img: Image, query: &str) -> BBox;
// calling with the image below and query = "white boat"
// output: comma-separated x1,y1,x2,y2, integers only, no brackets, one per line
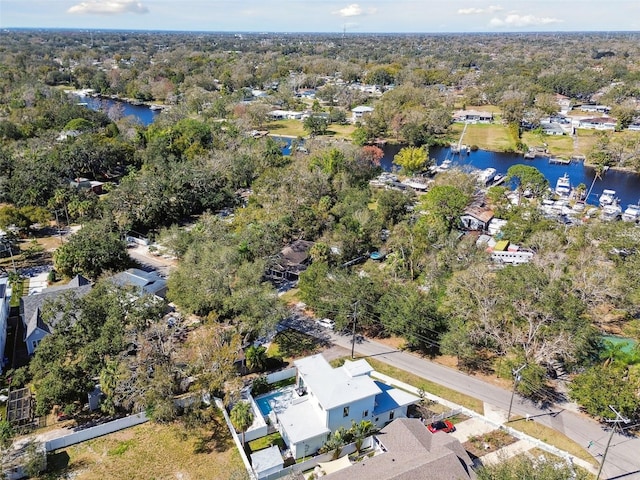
600,202,622,221
554,173,571,197
599,189,616,207
478,168,497,185
622,203,640,222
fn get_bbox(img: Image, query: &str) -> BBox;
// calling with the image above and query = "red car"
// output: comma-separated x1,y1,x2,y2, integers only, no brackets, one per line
427,420,455,433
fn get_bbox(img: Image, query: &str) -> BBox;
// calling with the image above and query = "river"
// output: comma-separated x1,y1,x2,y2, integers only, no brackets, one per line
381,144,640,208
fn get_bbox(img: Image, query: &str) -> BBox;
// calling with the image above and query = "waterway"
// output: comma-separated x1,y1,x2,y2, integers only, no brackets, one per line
381,144,640,208
77,96,640,208
76,95,159,126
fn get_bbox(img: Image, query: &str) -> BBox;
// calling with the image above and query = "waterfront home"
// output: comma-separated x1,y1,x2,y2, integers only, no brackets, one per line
577,117,617,130
273,355,419,459
351,105,374,122
268,109,304,120
452,109,493,123
460,206,494,231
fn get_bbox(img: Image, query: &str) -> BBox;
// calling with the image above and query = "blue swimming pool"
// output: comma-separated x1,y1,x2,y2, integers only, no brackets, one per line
255,386,296,416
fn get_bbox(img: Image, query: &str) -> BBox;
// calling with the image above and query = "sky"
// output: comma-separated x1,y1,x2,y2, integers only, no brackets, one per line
1,0,639,33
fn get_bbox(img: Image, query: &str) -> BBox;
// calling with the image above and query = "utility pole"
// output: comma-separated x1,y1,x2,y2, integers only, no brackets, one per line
350,300,358,359
596,405,630,480
507,364,526,422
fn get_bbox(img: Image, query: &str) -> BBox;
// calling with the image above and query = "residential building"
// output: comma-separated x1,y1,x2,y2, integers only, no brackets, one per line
351,105,374,122
274,355,419,459
452,109,493,123
0,277,11,373
109,268,167,298
460,207,494,231
323,418,476,480
266,240,314,282
20,275,92,355
577,117,617,130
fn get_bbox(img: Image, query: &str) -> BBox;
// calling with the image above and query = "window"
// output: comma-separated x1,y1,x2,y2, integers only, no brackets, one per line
362,410,369,418
389,411,394,420
343,406,349,417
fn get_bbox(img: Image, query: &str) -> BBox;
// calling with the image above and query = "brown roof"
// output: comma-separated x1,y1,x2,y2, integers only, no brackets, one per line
463,206,494,223
323,418,476,480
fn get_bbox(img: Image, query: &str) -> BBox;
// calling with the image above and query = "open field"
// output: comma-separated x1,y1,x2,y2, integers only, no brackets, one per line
44,415,246,480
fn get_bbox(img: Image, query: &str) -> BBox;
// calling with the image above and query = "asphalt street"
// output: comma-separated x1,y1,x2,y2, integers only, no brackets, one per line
283,316,640,479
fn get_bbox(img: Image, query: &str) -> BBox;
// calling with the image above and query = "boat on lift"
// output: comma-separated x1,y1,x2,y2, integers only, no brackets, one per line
554,173,571,197
622,203,640,222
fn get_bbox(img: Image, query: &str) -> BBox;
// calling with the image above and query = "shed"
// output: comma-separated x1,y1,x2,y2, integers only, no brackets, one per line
251,445,283,480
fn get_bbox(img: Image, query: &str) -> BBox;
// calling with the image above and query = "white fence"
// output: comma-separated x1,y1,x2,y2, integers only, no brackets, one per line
265,368,296,385
215,397,258,480
45,413,149,452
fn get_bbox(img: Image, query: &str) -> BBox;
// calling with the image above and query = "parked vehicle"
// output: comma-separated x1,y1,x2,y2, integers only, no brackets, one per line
316,318,335,329
427,420,455,433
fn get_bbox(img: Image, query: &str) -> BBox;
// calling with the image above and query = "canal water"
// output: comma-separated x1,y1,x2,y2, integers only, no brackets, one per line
381,144,640,208
78,96,640,208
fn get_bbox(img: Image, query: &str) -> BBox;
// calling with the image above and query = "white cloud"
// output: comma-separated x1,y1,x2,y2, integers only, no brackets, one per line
490,14,562,27
68,1,149,15
333,4,377,18
458,5,503,15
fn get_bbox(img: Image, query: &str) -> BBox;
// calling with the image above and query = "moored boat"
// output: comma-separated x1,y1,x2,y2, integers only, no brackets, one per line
554,173,571,197
599,189,617,207
622,203,640,222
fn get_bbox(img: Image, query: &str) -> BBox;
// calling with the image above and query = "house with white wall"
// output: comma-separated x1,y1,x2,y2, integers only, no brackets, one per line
274,354,418,459
351,105,374,122
0,277,11,373
20,275,92,355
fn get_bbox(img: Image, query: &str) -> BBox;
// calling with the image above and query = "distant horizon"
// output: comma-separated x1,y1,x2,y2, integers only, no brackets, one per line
3,27,640,36
2,1,638,34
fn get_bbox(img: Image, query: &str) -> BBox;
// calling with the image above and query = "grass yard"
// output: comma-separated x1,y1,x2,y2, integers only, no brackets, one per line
43,413,247,480
263,119,355,140
248,432,285,453
508,417,598,466
449,123,517,152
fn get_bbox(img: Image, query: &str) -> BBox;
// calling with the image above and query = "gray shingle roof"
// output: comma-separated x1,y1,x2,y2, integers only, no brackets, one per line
21,275,92,339
323,418,476,480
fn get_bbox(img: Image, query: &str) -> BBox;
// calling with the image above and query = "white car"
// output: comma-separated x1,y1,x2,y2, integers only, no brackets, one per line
316,318,335,330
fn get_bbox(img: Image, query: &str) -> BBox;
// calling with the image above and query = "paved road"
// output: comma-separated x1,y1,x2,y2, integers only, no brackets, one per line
283,317,640,479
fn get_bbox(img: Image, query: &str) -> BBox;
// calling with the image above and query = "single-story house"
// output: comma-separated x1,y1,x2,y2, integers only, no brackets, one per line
268,110,304,120
351,105,374,122
323,418,476,480
109,268,167,298
540,122,565,136
577,117,617,130
452,109,493,123
69,177,104,195
578,104,611,114
20,275,92,355
460,207,494,231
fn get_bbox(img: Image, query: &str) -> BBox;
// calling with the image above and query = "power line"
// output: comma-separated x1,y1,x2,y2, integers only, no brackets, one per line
596,405,630,480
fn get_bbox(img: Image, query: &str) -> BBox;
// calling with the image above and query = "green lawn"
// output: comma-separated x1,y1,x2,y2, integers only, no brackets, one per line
248,432,285,452
263,119,355,140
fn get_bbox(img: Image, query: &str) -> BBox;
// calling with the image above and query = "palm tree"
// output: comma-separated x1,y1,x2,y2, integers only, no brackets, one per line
230,401,254,447
349,420,375,454
245,345,267,372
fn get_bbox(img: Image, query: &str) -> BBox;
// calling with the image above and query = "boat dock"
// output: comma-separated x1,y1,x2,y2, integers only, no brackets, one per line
549,157,571,165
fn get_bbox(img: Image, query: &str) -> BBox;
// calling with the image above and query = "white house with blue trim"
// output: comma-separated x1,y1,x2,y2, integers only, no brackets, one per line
274,354,418,459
